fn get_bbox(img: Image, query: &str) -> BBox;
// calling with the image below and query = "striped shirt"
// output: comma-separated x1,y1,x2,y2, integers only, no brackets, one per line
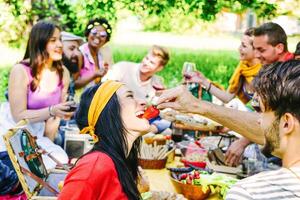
226,167,300,200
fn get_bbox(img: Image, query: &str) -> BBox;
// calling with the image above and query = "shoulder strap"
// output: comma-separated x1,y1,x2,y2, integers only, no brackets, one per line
37,149,70,172
21,63,33,84
20,166,59,196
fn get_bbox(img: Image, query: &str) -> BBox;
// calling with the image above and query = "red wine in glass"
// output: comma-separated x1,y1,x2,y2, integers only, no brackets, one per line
67,103,77,112
66,95,77,112
152,84,165,90
183,73,192,79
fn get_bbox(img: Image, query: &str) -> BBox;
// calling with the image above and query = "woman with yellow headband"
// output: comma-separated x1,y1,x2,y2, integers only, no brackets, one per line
59,80,151,200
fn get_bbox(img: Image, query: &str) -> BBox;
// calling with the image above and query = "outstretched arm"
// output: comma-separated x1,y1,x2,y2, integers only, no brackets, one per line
186,71,236,103
157,86,264,144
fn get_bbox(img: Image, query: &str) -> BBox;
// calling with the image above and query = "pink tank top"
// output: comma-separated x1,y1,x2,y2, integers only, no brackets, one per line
23,65,63,109
79,43,103,78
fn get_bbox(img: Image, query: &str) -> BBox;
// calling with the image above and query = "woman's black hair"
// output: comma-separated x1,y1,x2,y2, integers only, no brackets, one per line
84,18,112,42
75,84,141,200
294,41,300,56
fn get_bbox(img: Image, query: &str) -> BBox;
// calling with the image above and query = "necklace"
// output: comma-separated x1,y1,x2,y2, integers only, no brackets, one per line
286,159,300,181
286,167,300,180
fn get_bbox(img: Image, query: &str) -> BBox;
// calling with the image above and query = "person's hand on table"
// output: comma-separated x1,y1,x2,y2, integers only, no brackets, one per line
156,85,201,114
225,137,251,167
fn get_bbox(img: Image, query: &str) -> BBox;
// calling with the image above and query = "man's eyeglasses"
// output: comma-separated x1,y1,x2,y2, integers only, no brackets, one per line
90,28,107,38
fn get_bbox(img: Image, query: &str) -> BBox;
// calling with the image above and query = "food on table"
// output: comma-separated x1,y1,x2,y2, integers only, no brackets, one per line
140,105,160,120
167,167,193,173
176,142,208,168
170,169,238,198
160,108,222,130
141,191,187,200
139,142,169,160
137,166,150,193
144,134,169,145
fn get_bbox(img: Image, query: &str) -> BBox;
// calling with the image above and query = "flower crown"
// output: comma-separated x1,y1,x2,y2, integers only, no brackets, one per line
87,21,112,34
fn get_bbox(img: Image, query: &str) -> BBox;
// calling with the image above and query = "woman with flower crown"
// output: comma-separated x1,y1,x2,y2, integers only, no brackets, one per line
75,18,114,89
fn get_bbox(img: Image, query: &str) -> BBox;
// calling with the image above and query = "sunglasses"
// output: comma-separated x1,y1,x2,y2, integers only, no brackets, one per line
90,28,107,38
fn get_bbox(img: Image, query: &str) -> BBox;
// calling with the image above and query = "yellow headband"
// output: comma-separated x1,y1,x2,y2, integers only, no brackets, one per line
80,80,124,142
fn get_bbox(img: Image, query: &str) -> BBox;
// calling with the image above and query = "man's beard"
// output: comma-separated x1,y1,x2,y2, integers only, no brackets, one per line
62,54,79,74
262,119,280,157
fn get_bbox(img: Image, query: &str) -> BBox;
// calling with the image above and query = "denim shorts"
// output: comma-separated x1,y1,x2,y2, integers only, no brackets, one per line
0,151,19,195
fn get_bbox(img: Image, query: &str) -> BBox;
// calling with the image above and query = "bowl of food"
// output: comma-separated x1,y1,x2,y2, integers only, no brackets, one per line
138,158,167,169
139,138,174,169
169,169,239,199
169,170,210,200
177,141,207,168
144,134,167,145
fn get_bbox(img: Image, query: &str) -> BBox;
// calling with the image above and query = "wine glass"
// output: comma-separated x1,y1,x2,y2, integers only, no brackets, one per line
152,76,165,91
65,94,77,128
182,62,196,79
182,62,198,94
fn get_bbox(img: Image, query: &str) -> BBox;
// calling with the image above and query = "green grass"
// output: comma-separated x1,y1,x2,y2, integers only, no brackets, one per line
0,44,238,101
113,44,238,88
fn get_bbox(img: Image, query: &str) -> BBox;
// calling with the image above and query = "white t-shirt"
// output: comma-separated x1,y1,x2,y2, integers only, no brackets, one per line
103,61,160,100
226,167,300,200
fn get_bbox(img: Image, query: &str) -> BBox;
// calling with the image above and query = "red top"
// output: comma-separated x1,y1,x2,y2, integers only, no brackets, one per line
58,152,128,200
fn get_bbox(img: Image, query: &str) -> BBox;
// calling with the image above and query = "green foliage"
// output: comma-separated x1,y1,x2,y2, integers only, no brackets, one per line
0,0,279,46
0,1,31,47
0,67,10,102
0,0,119,45
127,0,277,33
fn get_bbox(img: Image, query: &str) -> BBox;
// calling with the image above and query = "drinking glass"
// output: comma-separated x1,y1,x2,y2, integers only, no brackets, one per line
152,76,165,90
182,62,196,79
65,94,77,127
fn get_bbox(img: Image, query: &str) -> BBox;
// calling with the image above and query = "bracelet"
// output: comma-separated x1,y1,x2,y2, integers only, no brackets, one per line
207,82,212,92
48,106,55,117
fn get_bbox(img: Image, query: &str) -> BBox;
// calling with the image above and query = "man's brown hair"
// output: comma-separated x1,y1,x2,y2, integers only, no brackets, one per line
149,45,170,66
254,22,288,51
253,60,300,121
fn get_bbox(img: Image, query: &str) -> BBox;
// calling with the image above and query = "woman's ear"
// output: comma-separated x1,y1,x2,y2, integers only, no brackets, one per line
280,113,295,136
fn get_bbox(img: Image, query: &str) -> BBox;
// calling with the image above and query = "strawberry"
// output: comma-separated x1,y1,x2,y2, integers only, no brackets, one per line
194,174,200,179
165,135,171,140
142,105,160,120
179,173,188,180
194,170,200,176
